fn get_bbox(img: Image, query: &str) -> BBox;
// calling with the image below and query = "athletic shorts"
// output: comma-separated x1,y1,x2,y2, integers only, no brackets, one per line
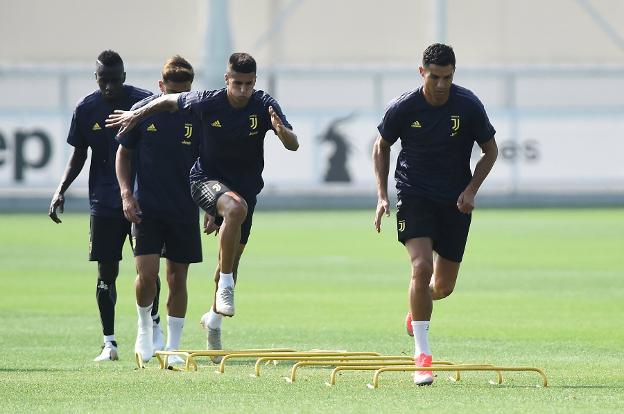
396,196,472,262
89,215,131,262
190,177,257,245
131,217,202,264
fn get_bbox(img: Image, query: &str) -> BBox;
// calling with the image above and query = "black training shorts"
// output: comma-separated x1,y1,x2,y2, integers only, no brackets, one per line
190,177,257,245
396,196,472,262
190,179,230,217
131,217,202,264
89,215,131,262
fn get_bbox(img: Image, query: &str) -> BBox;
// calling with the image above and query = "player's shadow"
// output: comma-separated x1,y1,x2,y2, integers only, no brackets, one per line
0,367,73,372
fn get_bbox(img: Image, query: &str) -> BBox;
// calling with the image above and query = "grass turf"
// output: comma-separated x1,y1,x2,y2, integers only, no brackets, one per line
0,209,622,413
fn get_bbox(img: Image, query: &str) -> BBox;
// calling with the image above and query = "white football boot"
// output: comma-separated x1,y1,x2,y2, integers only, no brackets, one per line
93,342,118,362
200,312,223,363
215,286,235,316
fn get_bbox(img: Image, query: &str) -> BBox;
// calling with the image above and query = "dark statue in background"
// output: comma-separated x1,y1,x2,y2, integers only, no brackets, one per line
319,114,354,182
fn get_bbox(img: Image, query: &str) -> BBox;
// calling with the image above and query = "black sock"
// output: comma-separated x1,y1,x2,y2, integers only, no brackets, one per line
96,278,117,336
151,275,161,324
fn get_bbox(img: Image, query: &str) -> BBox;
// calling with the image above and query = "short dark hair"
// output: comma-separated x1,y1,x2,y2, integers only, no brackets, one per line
228,52,256,73
162,55,194,83
97,50,124,68
422,43,455,67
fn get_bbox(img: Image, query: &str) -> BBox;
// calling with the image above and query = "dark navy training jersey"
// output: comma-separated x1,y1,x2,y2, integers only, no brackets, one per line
67,85,152,217
378,84,495,203
118,94,201,223
178,88,292,199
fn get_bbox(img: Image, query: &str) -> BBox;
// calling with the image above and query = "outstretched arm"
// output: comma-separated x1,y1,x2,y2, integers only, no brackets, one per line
457,137,498,214
105,94,181,137
269,106,298,151
115,145,142,223
373,134,392,233
49,146,88,223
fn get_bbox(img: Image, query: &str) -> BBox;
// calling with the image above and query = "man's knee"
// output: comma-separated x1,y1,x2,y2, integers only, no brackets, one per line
411,257,433,276
98,261,119,282
222,195,248,223
410,258,433,284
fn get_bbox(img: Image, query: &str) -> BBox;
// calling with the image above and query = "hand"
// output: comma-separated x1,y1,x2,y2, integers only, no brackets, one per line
374,198,390,233
203,212,220,236
268,106,284,135
456,190,476,214
121,193,142,224
105,110,138,137
49,192,65,223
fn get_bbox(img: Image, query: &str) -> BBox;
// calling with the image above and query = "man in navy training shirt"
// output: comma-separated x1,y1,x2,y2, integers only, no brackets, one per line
116,55,203,366
48,50,164,362
106,52,298,362
373,43,498,385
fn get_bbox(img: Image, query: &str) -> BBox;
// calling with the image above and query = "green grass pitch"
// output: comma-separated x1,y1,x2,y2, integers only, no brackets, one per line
0,209,622,412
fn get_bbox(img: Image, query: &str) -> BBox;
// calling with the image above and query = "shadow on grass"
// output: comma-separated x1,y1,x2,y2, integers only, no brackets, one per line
0,367,74,373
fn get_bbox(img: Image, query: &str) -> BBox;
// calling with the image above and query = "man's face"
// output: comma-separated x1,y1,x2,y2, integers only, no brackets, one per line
159,80,192,95
96,65,125,101
420,64,454,106
225,70,256,107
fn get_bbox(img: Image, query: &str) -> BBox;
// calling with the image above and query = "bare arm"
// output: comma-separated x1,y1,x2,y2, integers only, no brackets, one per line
49,146,88,223
457,137,498,214
373,134,392,232
105,94,181,137
115,145,142,223
269,105,298,151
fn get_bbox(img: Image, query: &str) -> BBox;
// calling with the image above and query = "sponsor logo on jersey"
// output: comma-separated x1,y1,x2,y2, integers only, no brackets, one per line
451,115,460,136
182,123,193,144
184,123,193,138
398,220,406,232
146,123,157,132
212,183,222,192
249,114,258,130
410,121,421,128
92,122,102,131
211,120,222,128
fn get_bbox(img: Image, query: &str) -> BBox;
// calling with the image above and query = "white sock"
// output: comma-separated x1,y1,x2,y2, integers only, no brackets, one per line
137,303,153,334
218,273,234,289
166,315,185,351
152,313,160,323
411,320,431,356
103,335,116,345
206,308,223,330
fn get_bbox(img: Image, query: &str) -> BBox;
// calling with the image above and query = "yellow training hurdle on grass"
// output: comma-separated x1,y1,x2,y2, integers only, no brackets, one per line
367,364,548,388
217,351,380,374
252,355,415,378
151,348,547,389
154,348,296,371
327,361,501,386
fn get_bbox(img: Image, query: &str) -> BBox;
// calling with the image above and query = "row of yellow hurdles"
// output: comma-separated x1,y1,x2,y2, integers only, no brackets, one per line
140,348,547,389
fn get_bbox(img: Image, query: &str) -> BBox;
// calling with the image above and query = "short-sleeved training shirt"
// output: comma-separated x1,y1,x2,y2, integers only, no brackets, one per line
378,84,495,204
67,85,152,217
178,88,292,199
118,94,201,223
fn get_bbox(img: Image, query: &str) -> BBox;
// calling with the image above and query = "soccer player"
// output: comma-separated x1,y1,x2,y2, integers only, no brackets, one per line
48,50,164,362
115,56,202,364
106,52,298,362
372,43,498,385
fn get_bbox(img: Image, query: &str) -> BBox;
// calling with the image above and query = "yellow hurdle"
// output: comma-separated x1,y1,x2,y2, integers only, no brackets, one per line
328,362,501,386
154,348,296,371
368,365,548,389
218,351,380,374
253,355,416,378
